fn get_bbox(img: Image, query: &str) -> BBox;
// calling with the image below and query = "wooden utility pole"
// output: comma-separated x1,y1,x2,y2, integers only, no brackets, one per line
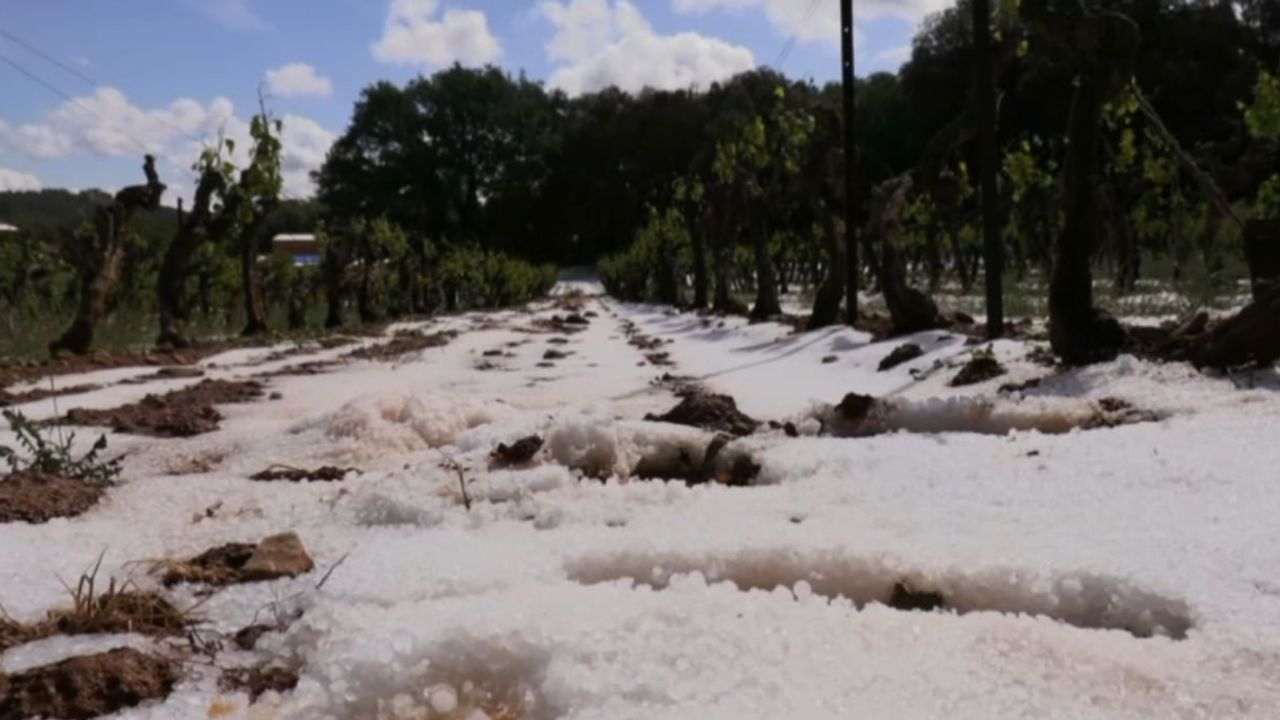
973,0,1004,338
841,0,859,325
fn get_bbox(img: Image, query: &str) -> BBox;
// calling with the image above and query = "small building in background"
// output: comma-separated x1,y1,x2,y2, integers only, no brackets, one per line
272,233,320,267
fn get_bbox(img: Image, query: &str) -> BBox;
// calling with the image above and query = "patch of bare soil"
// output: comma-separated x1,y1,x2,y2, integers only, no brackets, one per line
522,315,588,335
0,471,104,524
250,465,355,483
0,648,177,720
949,354,1007,387
220,665,299,702
650,373,701,398
878,343,924,372
0,347,227,391
64,379,265,437
344,330,456,361
0,383,102,408
1085,397,1161,429
490,436,543,468
159,532,314,588
121,366,205,384
257,359,343,378
645,352,674,366
543,349,571,361
646,393,759,437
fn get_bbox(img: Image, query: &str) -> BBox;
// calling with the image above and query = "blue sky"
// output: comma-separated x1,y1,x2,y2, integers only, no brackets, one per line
0,0,944,202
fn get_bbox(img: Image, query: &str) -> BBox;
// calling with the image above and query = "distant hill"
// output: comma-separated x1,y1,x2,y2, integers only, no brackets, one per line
0,189,178,239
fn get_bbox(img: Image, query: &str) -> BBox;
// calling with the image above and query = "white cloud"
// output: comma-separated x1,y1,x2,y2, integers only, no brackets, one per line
873,44,913,68
0,168,41,192
1,88,334,202
671,0,949,50
539,0,756,97
265,63,333,98
372,0,502,68
674,0,953,27
278,114,337,197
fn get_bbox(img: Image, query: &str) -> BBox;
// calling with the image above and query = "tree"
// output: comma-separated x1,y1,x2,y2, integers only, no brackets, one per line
49,155,165,356
1022,0,1138,365
233,111,284,337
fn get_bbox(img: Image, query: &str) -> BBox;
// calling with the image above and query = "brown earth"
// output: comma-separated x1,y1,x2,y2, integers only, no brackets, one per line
645,393,759,437
0,648,177,720
161,533,314,587
64,379,265,437
491,436,544,468
0,383,103,409
949,355,1008,387
250,465,355,483
0,471,104,524
219,665,299,702
344,330,456,361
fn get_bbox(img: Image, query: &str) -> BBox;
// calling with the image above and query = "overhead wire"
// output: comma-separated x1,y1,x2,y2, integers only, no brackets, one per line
771,0,824,70
0,42,200,181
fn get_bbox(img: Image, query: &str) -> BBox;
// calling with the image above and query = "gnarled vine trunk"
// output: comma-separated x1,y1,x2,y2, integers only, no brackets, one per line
158,171,227,348
50,156,165,356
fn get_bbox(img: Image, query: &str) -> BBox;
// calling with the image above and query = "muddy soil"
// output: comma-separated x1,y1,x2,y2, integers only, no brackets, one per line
0,471,104,524
344,330,456,361
0,383,103,408
0,648,177,720
878,343,924,372
250,465,355,483
490,436,543,468
950,355,1007,387
646,393,759,437
220,665,299,702
64,379,265,437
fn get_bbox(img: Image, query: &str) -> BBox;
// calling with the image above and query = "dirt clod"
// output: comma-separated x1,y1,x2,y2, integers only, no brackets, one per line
889,582,947,612
645,393,759,437
0,471,104,524
949,354,1007,387
543,349,570,361
0,383,102,408
161,542,256,587
491,436,543,467
219,665,299,702
64,379,264,437
250,465,355,483
241,532,314,582
0,648,176,720
161,533,313,587
344,330,455,362
878,343,924,372
232,624,275,651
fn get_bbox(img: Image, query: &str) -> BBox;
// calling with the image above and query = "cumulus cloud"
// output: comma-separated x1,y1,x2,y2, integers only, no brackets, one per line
265,63,333,98
873,44,913,68
539,0,755,97
0,168,41,192
372,0,502,68
672,0,949,50
1,88,334,201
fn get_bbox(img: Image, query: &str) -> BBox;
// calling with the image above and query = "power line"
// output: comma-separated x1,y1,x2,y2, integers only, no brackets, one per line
0,25,205,146
772,0,824,70
0,27,99,88
0,49,197,180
